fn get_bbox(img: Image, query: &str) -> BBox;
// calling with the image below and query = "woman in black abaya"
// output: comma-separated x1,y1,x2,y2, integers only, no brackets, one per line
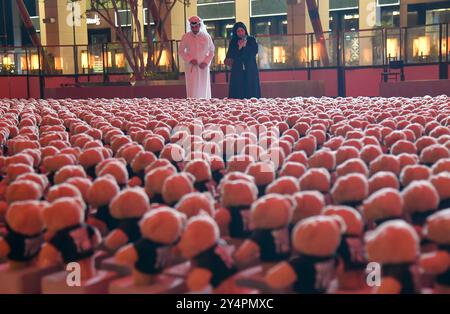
224,22,261,99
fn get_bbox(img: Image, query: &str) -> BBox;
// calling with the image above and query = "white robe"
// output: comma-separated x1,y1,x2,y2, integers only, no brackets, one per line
179,31,215,99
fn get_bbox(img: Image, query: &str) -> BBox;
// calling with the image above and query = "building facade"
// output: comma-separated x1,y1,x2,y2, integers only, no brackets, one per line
0,0,448,75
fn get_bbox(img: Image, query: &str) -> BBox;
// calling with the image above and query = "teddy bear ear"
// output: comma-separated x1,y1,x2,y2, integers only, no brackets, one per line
185,172,196,183
201,192,214,201
197,209,211,218
117,157,127,165
328,214,347,234
178,212,188,228
285,195,297,210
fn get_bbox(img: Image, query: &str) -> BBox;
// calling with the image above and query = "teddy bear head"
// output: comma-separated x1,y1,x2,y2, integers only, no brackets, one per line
175,192,215,218
87,175,120,208
423,209,450,245
322,205,363,236
250,194,295,229
292,191,325,223
178,214,220,259
299,168,330,193
292,215,342,257
139,207,187,244
365,220,419,264
331,173,368,206
42,197,85,232
110,187,150,219
6,200,46,236
162,173,195,206
220,179,257,208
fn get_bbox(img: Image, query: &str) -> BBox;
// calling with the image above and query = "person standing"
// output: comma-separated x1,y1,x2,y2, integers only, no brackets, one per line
224,22,261,99
179,16,215,99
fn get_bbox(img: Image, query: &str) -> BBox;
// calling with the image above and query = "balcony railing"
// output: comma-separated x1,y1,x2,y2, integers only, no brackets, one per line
0,23,448,77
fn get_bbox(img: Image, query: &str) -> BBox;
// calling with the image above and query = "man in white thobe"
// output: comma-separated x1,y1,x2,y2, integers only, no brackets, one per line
179,16,215,99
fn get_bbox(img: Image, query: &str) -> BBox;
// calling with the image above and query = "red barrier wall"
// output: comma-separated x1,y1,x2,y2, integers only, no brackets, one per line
404,65,438,81
345,67,384,97
310,69,338,97
2,64,447,100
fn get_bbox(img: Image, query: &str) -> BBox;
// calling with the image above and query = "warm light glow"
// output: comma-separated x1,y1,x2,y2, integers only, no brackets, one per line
142,52,148,67
103,51,112,68
413,36,431,58
217,47,226,64
2,54,13,66
31,54,39,70
54,57,64,70
299,43,320,63
115,52,125,68
386,38,400,59
21,56,28,70
273,46,286,63
81,51,89,69
442,37,450,55
158,49,169,66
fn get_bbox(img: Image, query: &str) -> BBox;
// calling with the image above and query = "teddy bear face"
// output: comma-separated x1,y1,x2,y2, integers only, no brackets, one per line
131,151,157,174
226,155,255,173
401,180,440,214
139,207,186,244
145,164,177,196
292,191,325,223
6,179,43,204
420,144,450,165
43,197,85,232
97,160,129,186
65,177,92,202
209,155,225,172
220,179,257,208
331,173,368,205
432,158,450,175
145,159,175,174
175,192,215,218
143,135,165,154
6,163,34,182
79,148,105,170
336,158,369,178
47,183,83,203
54,165,87,185
369,154,401,177
423,209,450,244
308,149,336,171
6,200,46,236
245,162,275,187
299,168,330,193
429,172,450,202
285,151,308,166
160,144,185,164
117,144,143,164
15,173,49,192
362,187,403,223
400,165,431,188
250,194,294,229
265,176,300,195
43,154,76,173
110,187,150,219
278,162,306,178
323,205,363,236
336,146,360,166
184,159,212,183
365,220,419,264
5,153,34,168
87,175,120,208
178,215,219,259
162,173,195,206
292,215,342,257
